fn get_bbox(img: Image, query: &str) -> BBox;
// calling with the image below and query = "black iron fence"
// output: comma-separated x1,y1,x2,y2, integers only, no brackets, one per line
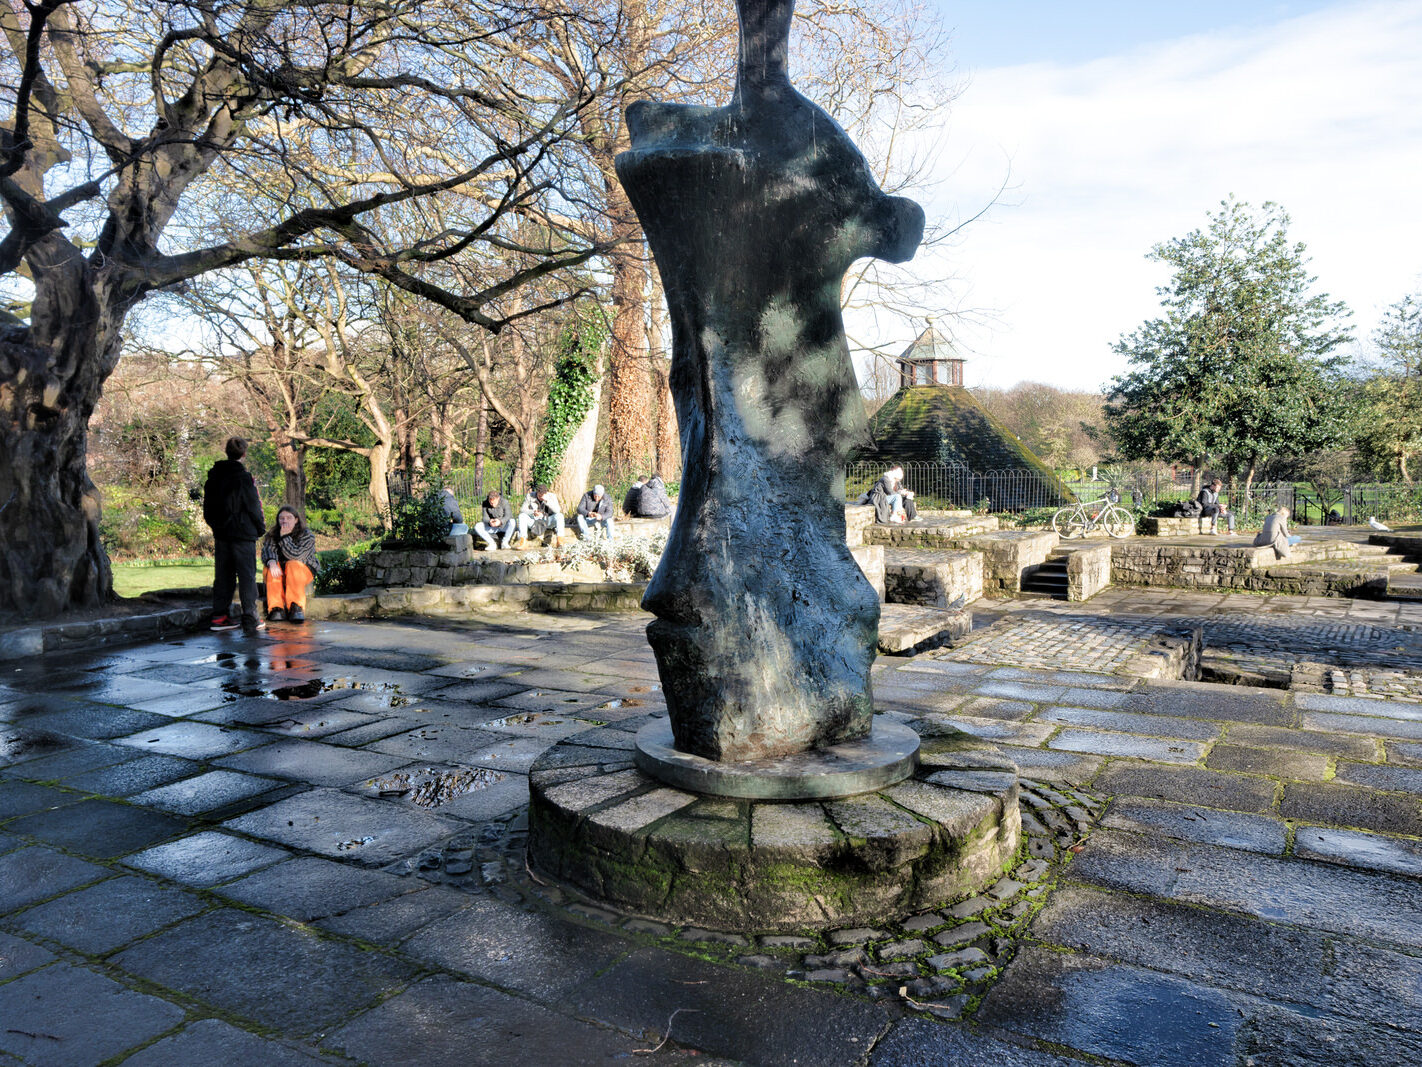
387,462,516,516
847,463,1422,524
845,462,1072,514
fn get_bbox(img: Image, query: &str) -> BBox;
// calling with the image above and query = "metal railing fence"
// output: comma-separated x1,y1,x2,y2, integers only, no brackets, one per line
846,462,1072,514
386,462,516,516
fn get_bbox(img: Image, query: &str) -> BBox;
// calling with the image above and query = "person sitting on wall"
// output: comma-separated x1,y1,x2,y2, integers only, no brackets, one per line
518,484,565,544
1254,505,1302,560
1197,478,1235,534
634,473,673,518
474,489,514,550
622,476,645,516
261,506,320,623
576,484,616,540
439,487,467,535
865,464,917,524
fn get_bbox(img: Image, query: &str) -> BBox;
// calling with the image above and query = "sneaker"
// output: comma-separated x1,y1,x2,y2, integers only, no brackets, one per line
288,606,305,623
210,615,239,631
240,616,260,636
267,607,287,623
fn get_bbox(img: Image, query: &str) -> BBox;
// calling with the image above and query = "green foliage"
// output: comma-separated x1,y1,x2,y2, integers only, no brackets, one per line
99,486,208,560
998,506,1058,528
382,486,452,548
315,545,371,594
1105,198,1354,477
1354,293,1422,481
530,312,606,489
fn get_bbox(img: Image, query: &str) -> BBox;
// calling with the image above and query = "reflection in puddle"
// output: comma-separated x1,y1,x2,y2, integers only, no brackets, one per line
218,677,405,702
365,766,505,808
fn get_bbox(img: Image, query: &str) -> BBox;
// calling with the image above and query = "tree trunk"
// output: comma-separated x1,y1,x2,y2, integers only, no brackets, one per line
1399,449,1412,485
474,401,488,494
606,184,653,478
0,250,127,619
367,440,394,526
271,427,307,514
654,361,680,479
1190,457,1205,496
553,351,604,505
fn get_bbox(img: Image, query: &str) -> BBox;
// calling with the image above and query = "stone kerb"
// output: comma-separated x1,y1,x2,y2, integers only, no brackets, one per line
528,716,1021,932
1065,543,1112,601
305,581,648,621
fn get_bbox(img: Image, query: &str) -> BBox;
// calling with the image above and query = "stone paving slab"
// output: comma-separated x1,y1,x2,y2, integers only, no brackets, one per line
563,946,894,1065
112,908,418,1036
120,1019,340,1067
0,962,187,1066
12,874,207,954
123,830,290,886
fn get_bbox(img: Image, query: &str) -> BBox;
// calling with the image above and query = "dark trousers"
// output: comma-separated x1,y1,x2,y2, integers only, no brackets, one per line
212,539,258,621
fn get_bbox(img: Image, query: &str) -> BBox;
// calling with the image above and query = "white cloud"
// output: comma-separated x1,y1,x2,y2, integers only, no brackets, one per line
896,0,1422,391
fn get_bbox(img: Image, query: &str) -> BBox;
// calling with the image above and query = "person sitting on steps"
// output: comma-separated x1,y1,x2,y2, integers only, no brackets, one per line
633,473,672,518
518,485,565,545
865,464,917,524
576,484,616,540
475,489,514,550
261,506,320,623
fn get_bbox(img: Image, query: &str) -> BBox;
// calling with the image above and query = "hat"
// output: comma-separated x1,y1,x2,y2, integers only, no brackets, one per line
594,484,605,495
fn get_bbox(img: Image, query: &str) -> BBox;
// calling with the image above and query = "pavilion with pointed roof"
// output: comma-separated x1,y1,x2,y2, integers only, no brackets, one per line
852,326,1073,506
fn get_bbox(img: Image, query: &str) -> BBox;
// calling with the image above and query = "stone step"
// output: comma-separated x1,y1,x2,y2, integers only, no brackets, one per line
1387,572,1422,600
883,548,983,608
877,603,972,655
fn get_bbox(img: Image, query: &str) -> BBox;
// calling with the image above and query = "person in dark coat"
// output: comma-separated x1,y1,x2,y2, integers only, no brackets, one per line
203,436,266,632
475,489,514,549
576,484,616,540
1197,479,1235,534
865,465,916,524
635,474,673,518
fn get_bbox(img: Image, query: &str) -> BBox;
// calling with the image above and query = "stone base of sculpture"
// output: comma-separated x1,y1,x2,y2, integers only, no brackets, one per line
528,716,1020,932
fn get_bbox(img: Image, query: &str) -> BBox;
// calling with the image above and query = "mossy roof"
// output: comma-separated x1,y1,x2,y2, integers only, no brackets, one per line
854,385,1072,496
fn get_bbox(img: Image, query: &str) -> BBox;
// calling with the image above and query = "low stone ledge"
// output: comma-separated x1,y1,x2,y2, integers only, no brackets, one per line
965,530,1057,595
878,604,972,655
0,604,210,662
1142,515,1213,536
304,580,648,620
851,544,886,601
861,516,1001,548
528,717,1020,932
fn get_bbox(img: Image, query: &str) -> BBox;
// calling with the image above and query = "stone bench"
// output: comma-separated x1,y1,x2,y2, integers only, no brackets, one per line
884,549,982,608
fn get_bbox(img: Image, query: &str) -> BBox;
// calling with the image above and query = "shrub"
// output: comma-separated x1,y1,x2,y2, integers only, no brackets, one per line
315,545,371,594
382,487,452,548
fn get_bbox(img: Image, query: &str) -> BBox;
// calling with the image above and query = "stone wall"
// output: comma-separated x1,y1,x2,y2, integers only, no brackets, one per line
309,581,648,621
1111,542,1255,589
850,544,886,601
861,515,1000,548
844,505,875,547
366,535,606,587
884,549,982,607
1066,544,1112,601
966,530,1057,594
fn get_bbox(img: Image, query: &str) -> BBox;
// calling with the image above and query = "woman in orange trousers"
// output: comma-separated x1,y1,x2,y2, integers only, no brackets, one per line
260,506,320,623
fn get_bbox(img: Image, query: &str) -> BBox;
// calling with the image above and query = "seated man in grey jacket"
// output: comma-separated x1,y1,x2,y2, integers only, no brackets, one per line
475,490,514,550
576,484,615,540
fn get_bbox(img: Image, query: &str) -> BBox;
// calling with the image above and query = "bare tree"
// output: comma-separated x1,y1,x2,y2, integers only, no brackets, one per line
0,0,619,617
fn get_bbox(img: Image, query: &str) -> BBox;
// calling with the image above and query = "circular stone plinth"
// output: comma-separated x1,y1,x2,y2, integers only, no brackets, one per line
633,719,920,800
527,715,1021,932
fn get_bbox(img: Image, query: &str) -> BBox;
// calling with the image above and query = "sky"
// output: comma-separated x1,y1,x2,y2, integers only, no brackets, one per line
877,0,1422,393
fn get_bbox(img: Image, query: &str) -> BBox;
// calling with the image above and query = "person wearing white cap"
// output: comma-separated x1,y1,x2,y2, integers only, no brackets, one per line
576,484,616,540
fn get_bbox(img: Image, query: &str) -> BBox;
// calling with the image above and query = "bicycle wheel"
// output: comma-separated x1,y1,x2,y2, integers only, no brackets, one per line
1053,506,1087,539
1101,504,1134,539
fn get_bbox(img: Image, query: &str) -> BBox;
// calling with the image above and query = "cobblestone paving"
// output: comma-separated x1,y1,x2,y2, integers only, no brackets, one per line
4,592,1422,1065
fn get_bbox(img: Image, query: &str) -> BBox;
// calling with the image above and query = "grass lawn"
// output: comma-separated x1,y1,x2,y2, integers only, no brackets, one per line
112,561,212,598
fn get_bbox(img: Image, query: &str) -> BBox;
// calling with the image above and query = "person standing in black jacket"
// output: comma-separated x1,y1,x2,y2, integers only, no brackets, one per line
203,437,266,633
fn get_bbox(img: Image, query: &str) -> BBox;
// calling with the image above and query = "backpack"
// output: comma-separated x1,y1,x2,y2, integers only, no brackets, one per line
1174,500,1203,518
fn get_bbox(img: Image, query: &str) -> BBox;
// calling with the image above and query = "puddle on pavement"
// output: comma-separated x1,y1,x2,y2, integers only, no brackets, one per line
0,728,69,761
482,713,566,729
219,677,407,702
364,766,506,808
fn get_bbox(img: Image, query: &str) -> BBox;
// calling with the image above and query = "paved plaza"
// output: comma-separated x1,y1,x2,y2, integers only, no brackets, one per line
4,588,1422,1065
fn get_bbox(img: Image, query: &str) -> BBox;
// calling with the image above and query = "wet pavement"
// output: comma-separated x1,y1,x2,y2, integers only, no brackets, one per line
3,592,1422,1065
